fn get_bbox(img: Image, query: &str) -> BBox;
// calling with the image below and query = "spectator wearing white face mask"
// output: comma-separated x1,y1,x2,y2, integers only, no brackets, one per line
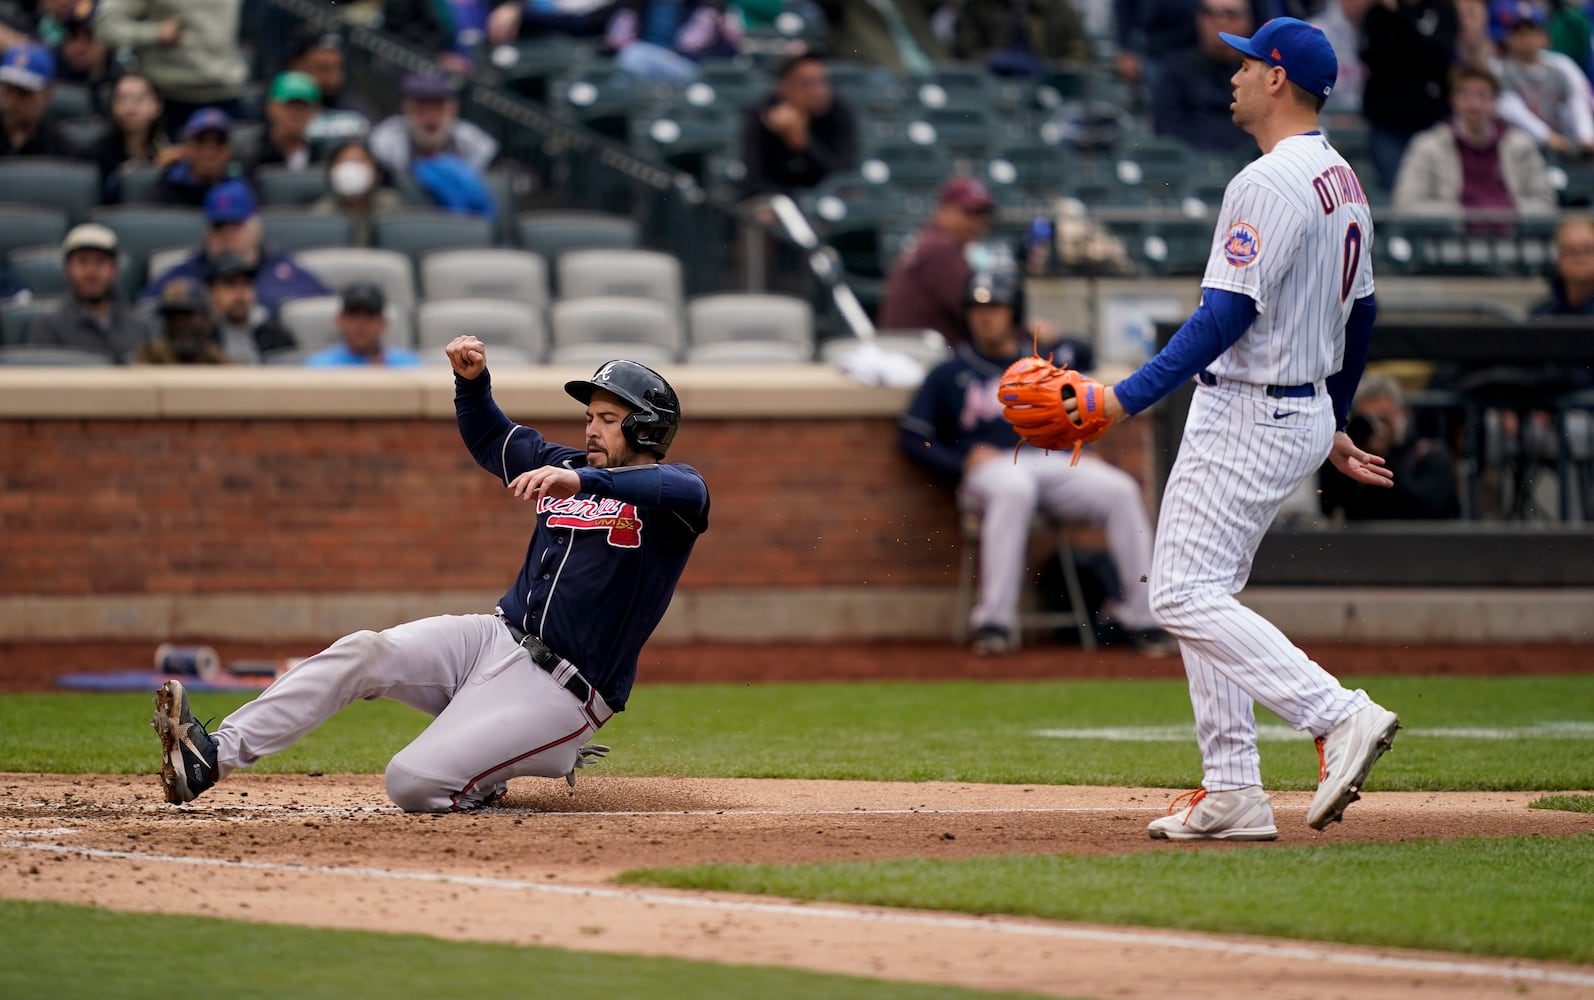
310,138,407,246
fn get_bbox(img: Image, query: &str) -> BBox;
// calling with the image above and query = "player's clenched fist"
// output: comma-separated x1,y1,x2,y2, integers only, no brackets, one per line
445,335,487,379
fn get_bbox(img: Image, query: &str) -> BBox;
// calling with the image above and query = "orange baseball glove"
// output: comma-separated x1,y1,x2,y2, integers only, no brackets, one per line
998,355,1113,465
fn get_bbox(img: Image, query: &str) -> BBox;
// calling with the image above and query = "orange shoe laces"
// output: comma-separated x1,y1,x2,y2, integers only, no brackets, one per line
1167,787,1207,820
1315,737,1328,782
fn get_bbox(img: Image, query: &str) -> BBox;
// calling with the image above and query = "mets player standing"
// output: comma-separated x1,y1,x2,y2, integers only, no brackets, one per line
1077,18,1401,839
151,339,710,811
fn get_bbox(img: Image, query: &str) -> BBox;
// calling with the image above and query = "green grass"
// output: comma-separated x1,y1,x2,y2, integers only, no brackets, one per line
1531,794,1594,813
0,899,1051,1000
620,834,1594,963
5,675,1593,791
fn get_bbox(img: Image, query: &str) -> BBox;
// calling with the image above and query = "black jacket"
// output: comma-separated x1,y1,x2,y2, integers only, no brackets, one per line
739,93,859,197
1361,0,1457,132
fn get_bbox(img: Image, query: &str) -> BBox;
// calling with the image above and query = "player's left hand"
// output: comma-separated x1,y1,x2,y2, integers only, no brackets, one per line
566,742,610,788
509,466,581,504
1328,430,1394,487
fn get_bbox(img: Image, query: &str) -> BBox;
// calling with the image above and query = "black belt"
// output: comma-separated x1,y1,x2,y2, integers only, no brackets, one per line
1198,370,1316,398
502,620,593,704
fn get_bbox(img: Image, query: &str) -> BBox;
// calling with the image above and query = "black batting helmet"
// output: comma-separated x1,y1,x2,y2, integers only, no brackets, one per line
564,359,681,457
966,268,1019,307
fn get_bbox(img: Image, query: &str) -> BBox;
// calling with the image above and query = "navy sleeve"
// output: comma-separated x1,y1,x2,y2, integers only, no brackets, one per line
897,365,965,482
454,371,577,483
1325,294,1377,431
578,464,710,530
1112,289,1258,416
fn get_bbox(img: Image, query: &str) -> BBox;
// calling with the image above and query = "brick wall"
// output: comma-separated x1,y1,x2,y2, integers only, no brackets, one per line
1,415,1155,598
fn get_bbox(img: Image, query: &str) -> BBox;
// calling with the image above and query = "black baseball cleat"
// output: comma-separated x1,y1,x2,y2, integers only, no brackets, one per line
152,679,218,804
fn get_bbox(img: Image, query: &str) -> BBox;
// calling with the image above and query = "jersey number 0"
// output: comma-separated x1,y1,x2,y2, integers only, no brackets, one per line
1339,222,1363,303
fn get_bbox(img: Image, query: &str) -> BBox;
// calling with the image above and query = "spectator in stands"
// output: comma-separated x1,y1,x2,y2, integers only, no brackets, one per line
153,107,248,207
54,0,111,94
486,0,621,44
253,71,323,173
1456,0,1498,67
368,71,498,175
1392,63,1557,231
309,139,407,247
136,277,233,364
898,267,1175,656
1301,0,1371,121
93,0,247,139
27,224,155,363
382,0,490,73
87,70,169,202
1493,0,1594,156
602,0,743,80
1533,213,1594,315
740,53,858,198
1112,0,1271,101
304,282,420,368
144,179,330,315
205,252,297,363
286,28,377,145
1545,0,1592,76
1360,0,1459,191
815,0,945,75
0,42,73,156
1318,375,1462,520
950,0,1090,74
879,175,994,348
1150,0,1252,152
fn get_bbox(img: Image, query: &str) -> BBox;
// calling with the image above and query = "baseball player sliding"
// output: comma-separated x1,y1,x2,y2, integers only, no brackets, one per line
151,341,710,811
1002,18,1400,840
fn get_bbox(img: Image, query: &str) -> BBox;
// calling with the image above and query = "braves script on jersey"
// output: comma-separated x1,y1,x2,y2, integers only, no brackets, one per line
1148,132,1377,792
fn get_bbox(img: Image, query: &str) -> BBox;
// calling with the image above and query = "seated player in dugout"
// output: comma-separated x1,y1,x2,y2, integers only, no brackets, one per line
898,269,1178,657
151,343,710,812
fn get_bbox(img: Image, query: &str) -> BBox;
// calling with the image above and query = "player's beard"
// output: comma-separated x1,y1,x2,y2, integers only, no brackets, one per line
586,439,636,469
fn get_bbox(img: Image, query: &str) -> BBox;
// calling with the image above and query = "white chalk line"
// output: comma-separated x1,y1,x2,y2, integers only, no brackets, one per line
0,802,1158,819
2,837,1591,989
1034,722,1594,742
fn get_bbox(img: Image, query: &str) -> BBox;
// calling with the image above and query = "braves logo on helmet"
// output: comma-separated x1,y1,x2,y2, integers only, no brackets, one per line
1223,222,1261,267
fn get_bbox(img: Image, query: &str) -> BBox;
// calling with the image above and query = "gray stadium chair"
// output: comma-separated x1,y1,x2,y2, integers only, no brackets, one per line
89,205,205,280
295,247,416,310
684,292,814,364
255,165,329,206
515,210,638,263
556,248,682,307
420,248,549,310
278,294,414,355
0,297,63,346
373,210,494,263
545,339,677,368
6,245,70,298
0,158,101,225
415,298,546,363
0,204,68,261
260,208,354,253
819,329,951,369
0,343,112,365
145,246,193,287
547,297,683,364
116,165,161,204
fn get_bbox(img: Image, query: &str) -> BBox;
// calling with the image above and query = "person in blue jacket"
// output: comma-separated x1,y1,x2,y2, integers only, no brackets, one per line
151,341,710,812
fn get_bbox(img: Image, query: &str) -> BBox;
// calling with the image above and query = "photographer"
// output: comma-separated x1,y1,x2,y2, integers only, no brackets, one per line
1318,375,1462,520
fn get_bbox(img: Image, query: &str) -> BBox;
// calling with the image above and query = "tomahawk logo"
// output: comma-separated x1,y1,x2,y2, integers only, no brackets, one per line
541,496,643,547
594,361,620,384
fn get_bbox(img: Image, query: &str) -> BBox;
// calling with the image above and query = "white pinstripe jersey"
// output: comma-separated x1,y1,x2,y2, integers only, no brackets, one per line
1200,132,1375,386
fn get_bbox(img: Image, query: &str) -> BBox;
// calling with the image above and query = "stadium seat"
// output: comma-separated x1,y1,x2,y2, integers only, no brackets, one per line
295,247,416,309
0,158,100,225
116,166,161,204
415,298,546,362
374,211,495,262
278,294,413,354
684,292,814,363
819,329,951,370
0,204,68,261
256,165,329,206
556,248,683,307
856,140,956,192
6,245,70,298
420,248,549,310
260,208,354,254
55,115,110,155
0,343,112,365
515,210,639,263
632,101,738,185
145,246,192,286
545,339,677,368
45,82,92,121
88,205,205,280
0,297,63,346
547,297,683,363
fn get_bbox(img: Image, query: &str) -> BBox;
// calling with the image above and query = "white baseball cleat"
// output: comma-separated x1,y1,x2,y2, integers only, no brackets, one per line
1147,785,1278,841
1307,703,1400,830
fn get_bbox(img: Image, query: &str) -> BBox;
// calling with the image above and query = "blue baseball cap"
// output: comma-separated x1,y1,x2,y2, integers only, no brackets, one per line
0,43,55,92
182,106,233,140
1220,16,1339,100
204,180,257,225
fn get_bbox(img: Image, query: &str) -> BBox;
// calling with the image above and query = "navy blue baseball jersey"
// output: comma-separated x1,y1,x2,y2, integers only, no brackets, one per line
455,371,710,711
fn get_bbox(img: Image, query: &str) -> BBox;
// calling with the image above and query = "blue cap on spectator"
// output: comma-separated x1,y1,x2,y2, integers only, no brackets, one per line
1491,0,1547,40
204,180,257,225
0,43,55,92
182,107,234,141
1219,16,1338,99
